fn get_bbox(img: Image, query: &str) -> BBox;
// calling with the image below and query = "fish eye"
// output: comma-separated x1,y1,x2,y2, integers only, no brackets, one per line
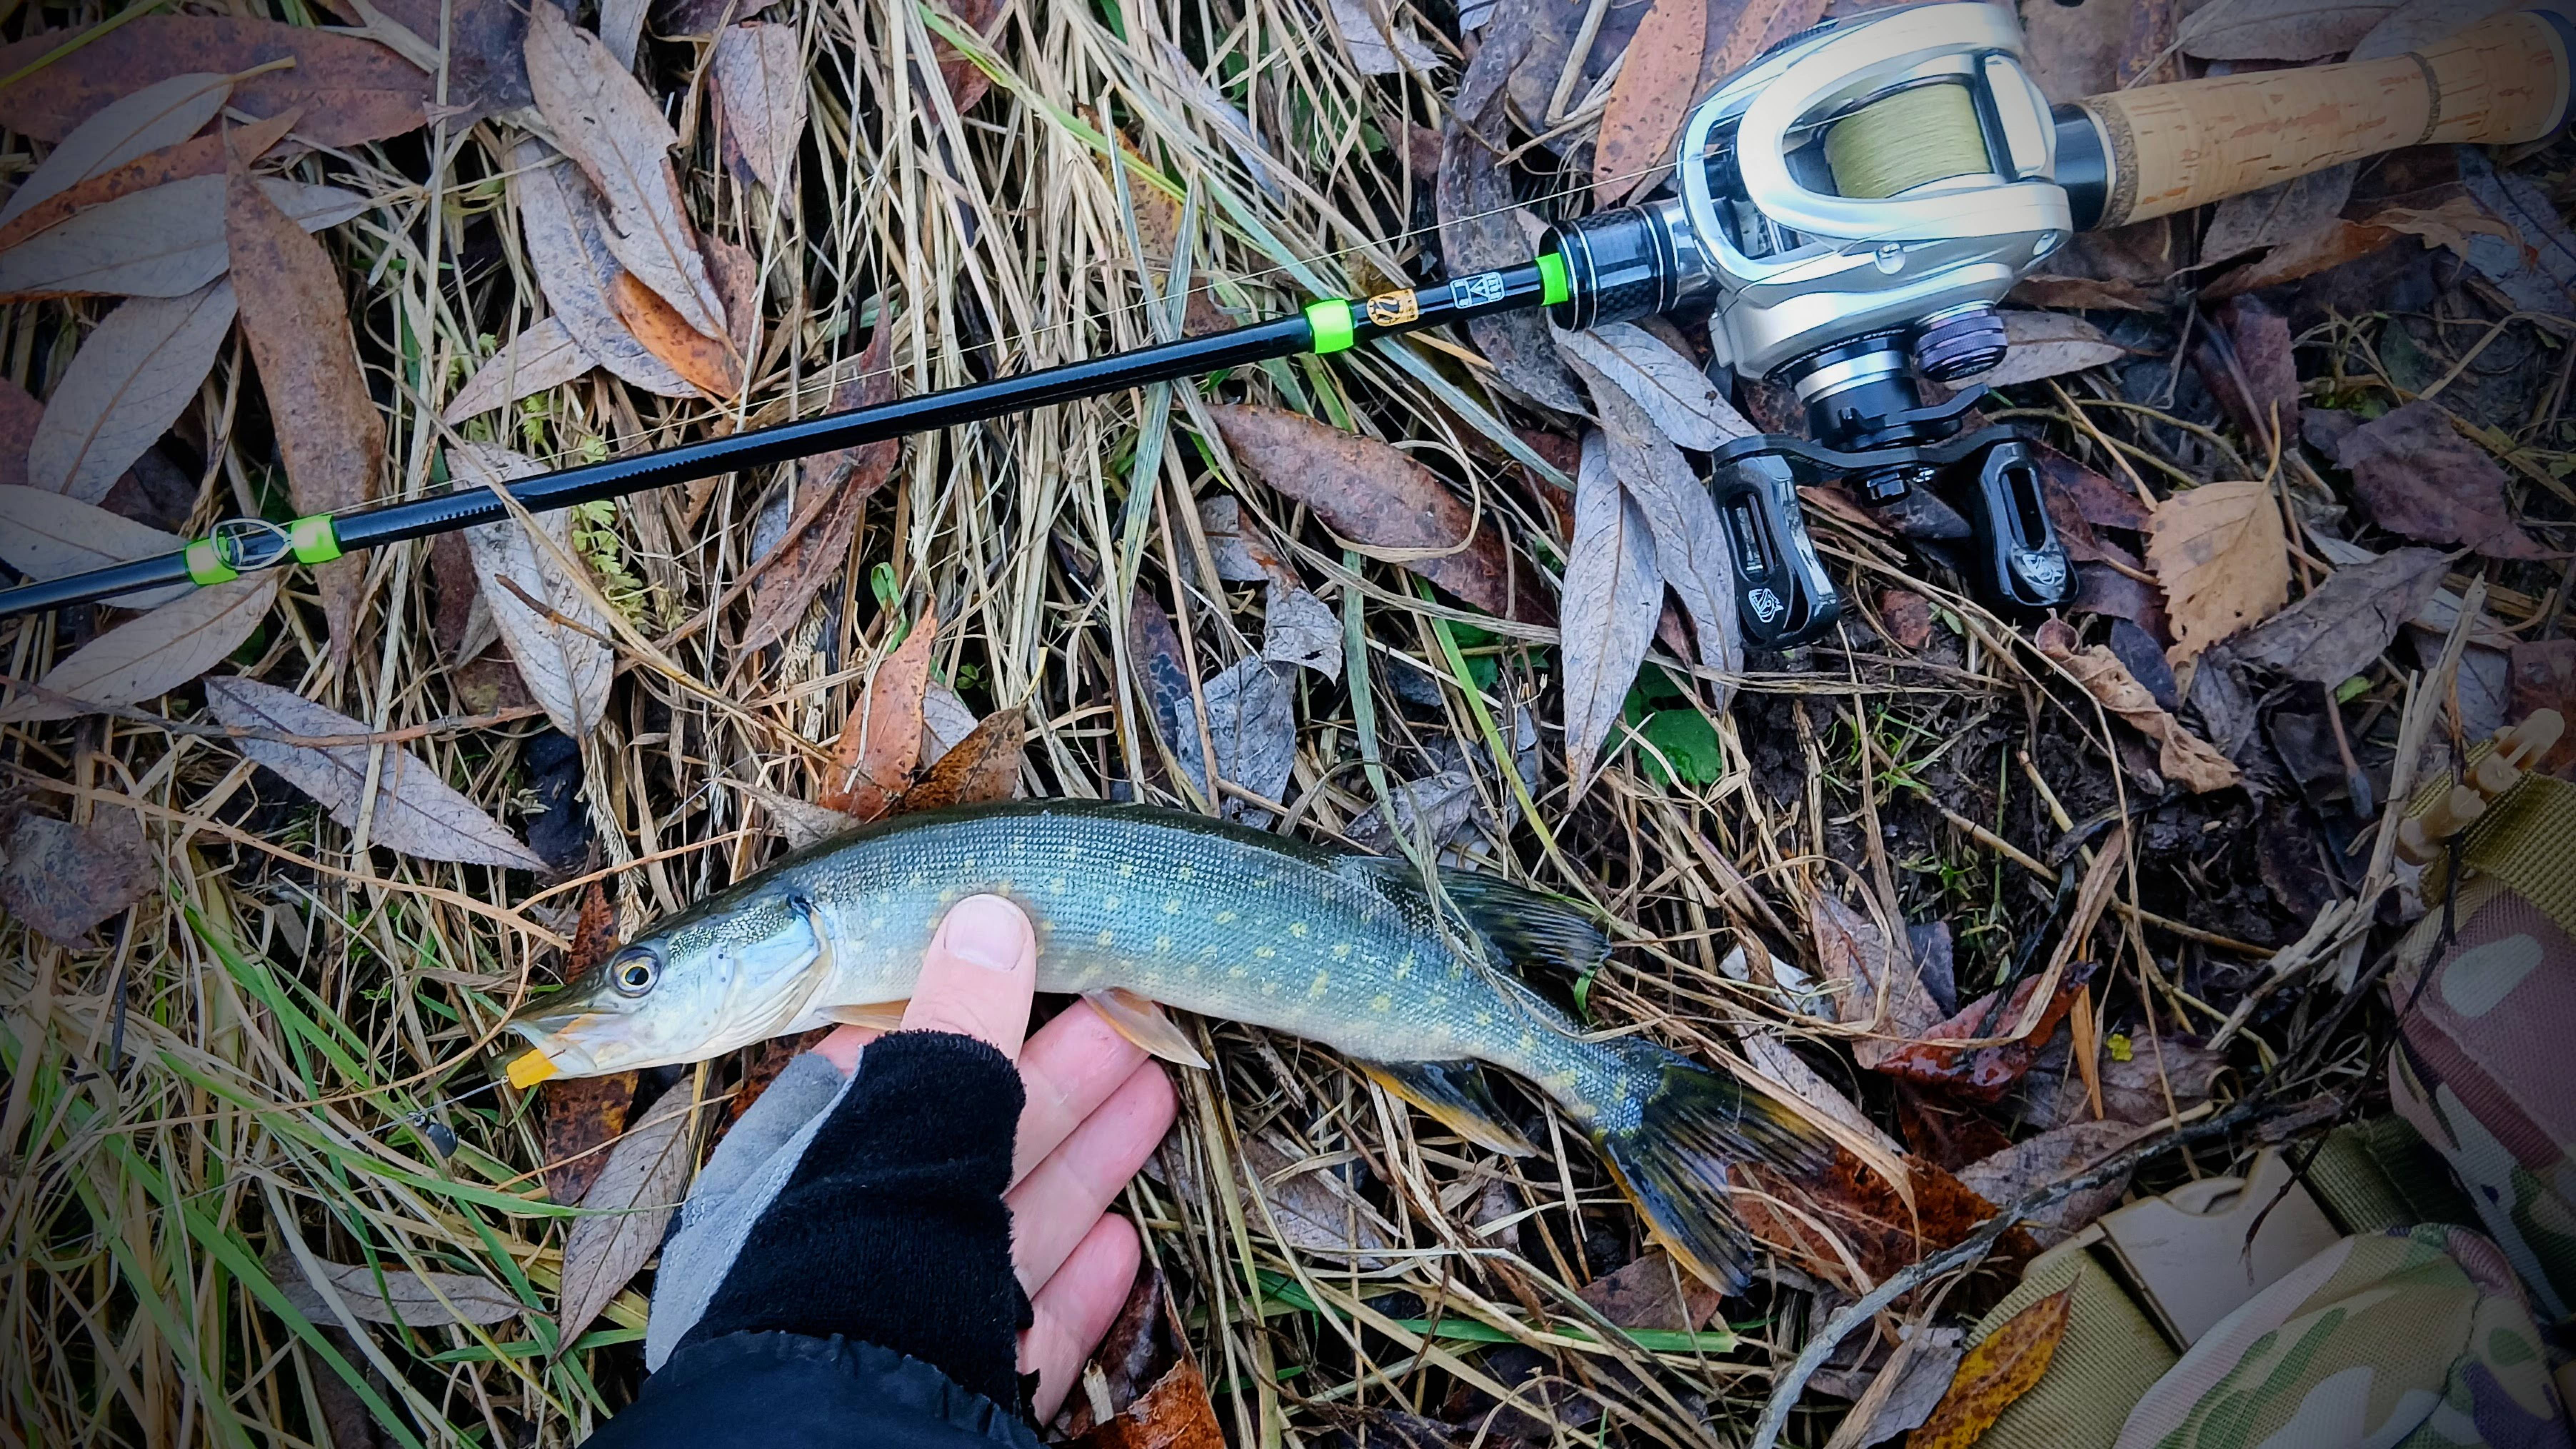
609,948,660,997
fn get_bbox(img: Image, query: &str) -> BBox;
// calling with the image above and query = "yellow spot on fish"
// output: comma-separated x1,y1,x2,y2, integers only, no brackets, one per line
908,870,925,888
1307,971,1329,999
959,856,975,871
1095,929,1115,947
1229,964,1248,979
1519,1031,1537,1052
1370,994,1391,1013
1254,945,1276,959
1119,862,1135,877
1475,1011,1493,1026
1164,899,1181,914
1103,894,1121,909
1215,910,1237,924
1261,978,1278,995
1394,953,1415,980
1331,943,1352,959
1177,865,1196,880
1050,877,1066,893
1154,934,1172,953
1289,922,1308,938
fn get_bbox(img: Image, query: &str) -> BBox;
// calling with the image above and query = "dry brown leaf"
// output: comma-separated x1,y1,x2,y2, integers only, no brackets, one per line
1909,1288,2075,1449
451,443,617,738
0,110,300,256
1208,403,1527,620
1570,355,1740,685
2175,0,2394,58
703,234,761,359
1578,1248,1722,1332
1437,46,1584,413
279,1258,527,1329
1560,431,1662,787
1956,1119,2143,1246
227,159,384,665
1703,0,1830,82
321,0,532,117
1984,311,2126,387
2036,618,2240,791
2146,479,2290,663
929,0,1010,110
28,280,236,503
892,708,1026,812
2334,401,2549,560
0,72,233,231
0,377,38,490
1593,0,1705,204
443,317,597,423
0,16,430,147
508,141,696,398
0,486,190,611
1069,1353,1226,1449
0,174,365,301
203,678,550,871
2204,165,2358,262
822,607,938,818
710,22,807,199
1554,321,1751,452
556,1089,697,1345
1812,893,1943,1069
1735,1147,2026,1287
2235,546,2451,683
0,809,155,946
0,573,279,723
740,326,901,651
609,271,743,397
526,2,729,340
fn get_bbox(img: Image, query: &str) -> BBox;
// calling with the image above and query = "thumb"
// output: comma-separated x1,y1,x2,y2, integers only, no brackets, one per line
900,894,1039,1060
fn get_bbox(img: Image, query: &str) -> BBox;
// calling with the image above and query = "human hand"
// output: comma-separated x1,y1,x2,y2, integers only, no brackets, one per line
640,894,1174,1424
812,894,1177,1420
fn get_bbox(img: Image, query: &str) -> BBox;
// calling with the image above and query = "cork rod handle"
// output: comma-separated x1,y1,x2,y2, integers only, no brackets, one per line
2074,7,2572,229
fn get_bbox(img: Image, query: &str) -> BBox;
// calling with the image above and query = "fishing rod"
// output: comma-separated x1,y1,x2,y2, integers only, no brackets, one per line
4,2,2568,646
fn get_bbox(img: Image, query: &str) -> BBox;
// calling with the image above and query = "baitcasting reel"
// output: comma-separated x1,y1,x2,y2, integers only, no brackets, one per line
1548,1,2088,648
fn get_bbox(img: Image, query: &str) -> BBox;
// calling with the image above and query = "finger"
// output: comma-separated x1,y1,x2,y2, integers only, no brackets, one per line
1008,1062,1175,1290
1020,1214,1141,1424
1011,1001,1149,1187
812,1024,871,1074
899,894,1038,1060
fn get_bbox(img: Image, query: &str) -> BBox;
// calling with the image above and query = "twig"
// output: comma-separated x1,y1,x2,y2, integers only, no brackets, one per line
0,676,545,746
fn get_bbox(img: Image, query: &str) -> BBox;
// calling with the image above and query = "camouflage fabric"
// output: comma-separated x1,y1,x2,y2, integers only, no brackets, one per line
2114,1225,2570,1449
2389,873,2576,1324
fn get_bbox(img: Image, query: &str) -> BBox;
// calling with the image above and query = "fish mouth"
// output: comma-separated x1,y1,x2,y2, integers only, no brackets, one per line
502,1007,608,1075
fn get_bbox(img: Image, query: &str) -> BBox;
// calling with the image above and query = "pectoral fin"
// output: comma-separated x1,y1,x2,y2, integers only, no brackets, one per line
821,1001,911,1032
1082,988,1209,1068
1360,1059,1536,1155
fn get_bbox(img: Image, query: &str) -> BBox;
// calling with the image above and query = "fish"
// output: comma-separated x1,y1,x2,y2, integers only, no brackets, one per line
505,799,1823,1288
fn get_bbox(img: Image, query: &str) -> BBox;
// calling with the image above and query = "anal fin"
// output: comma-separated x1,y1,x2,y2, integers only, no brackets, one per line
821,1000,911,1032
1360,1059,1536,1155
1083,988,1210,1068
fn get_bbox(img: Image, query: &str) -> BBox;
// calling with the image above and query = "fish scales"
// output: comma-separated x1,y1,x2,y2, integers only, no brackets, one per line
508,799,1825,1289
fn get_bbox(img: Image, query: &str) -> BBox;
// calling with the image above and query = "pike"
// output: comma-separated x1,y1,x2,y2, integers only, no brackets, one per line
506,799,1824,1290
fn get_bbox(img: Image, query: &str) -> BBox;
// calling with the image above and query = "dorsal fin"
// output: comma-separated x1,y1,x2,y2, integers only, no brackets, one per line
1333,854,1609,978
1435,871,1609,979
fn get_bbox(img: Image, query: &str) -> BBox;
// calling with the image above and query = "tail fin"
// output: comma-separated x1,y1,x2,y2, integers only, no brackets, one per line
1590,1041,1829,1293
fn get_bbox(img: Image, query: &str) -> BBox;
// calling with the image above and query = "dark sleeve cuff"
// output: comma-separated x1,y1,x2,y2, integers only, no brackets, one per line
586,1332,1042,1449
682,1031,1031,1409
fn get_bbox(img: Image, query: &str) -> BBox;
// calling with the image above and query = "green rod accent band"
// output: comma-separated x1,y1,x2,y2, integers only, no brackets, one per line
184,539,238,586
1304,299,1356,355
1536,251,1570,307
289,515,342,564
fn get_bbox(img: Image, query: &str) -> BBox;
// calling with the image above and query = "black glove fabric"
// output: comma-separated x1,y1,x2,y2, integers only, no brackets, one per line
677,1030,1032,1410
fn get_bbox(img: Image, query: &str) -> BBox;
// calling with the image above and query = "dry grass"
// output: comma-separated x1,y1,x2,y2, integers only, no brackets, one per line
5,0,2561,1443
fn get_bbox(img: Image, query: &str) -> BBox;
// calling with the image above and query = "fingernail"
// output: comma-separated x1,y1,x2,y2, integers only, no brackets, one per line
942,894,1027,971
